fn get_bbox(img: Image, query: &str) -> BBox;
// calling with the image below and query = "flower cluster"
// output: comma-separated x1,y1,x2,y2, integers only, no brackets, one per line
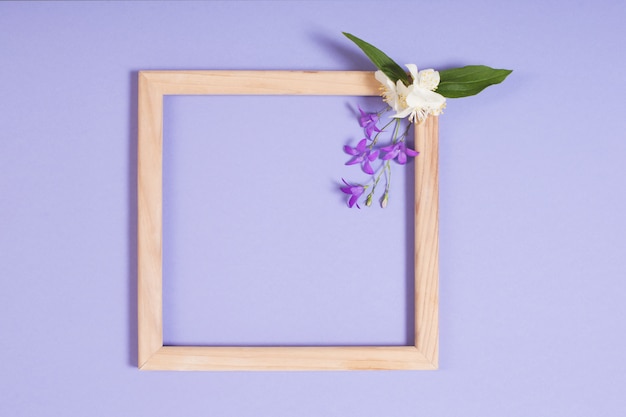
340,106,419,208
339,32,512,209
340,64,446,209
376,64,446,124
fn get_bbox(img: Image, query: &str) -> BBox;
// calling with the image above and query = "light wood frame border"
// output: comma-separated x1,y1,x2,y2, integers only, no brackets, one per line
138,71,439,371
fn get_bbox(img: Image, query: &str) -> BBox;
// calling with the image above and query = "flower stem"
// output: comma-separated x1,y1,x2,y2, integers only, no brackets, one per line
397,122,411,142
370,117,396,147
381,161,392,208
390,118,401,144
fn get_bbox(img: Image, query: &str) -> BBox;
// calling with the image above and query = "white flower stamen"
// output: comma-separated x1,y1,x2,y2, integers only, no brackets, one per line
374,64,446,124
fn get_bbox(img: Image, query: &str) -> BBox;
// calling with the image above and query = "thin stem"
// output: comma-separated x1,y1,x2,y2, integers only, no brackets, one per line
370,162,385,191
370,118,396,147
390,118,401,144
380,161,392,208
396,121,411,142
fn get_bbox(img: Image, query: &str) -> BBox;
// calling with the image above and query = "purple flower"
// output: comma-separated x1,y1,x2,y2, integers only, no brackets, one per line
340,179,366,208
344,138,379,175
358,106,382,138
381,142,419,165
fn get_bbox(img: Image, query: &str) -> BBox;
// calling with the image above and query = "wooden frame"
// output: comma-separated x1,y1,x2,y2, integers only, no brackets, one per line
138,71,439,370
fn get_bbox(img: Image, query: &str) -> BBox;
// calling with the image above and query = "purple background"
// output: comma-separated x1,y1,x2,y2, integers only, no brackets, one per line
1,1,625,416
162,94,415,347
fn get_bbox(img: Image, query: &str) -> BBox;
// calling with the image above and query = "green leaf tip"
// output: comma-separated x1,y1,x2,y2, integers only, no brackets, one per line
342,32,410,86
437,65,512,98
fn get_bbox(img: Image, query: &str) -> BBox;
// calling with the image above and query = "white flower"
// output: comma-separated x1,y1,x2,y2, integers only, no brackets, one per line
375,64,446,124
417,68,440,91
375,70,403,111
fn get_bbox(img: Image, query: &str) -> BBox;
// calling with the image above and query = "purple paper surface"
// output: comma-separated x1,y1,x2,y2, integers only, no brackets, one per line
1,1,626,416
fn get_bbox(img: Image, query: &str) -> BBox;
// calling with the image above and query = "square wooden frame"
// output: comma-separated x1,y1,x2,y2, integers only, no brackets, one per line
138,70,439,371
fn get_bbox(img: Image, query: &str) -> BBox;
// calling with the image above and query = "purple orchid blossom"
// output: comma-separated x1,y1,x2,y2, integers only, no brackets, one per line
344,138,379,175
358,106,382,138
381,142,419,165
340,179,366,208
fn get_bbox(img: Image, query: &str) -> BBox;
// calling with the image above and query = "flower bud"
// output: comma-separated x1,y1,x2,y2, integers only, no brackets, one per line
381,193,389,208
365,193,373,207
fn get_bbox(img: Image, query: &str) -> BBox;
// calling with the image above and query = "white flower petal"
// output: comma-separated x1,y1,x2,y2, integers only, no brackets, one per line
392,107,414,119
406,87,446,109
405,64,419,81
391,85,447,123
395,79,410,96
418,69,440,91
375,70,394,89
375,71,403,111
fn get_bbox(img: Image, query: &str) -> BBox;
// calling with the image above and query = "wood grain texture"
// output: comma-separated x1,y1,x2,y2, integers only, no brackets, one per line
138,73,164,368
139,70,380,96
413,116,439,368
137,71,439,370
142,346,436,371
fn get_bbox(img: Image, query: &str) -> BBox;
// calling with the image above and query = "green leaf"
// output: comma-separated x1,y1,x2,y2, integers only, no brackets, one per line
437,65,512,98
343,32,410,86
